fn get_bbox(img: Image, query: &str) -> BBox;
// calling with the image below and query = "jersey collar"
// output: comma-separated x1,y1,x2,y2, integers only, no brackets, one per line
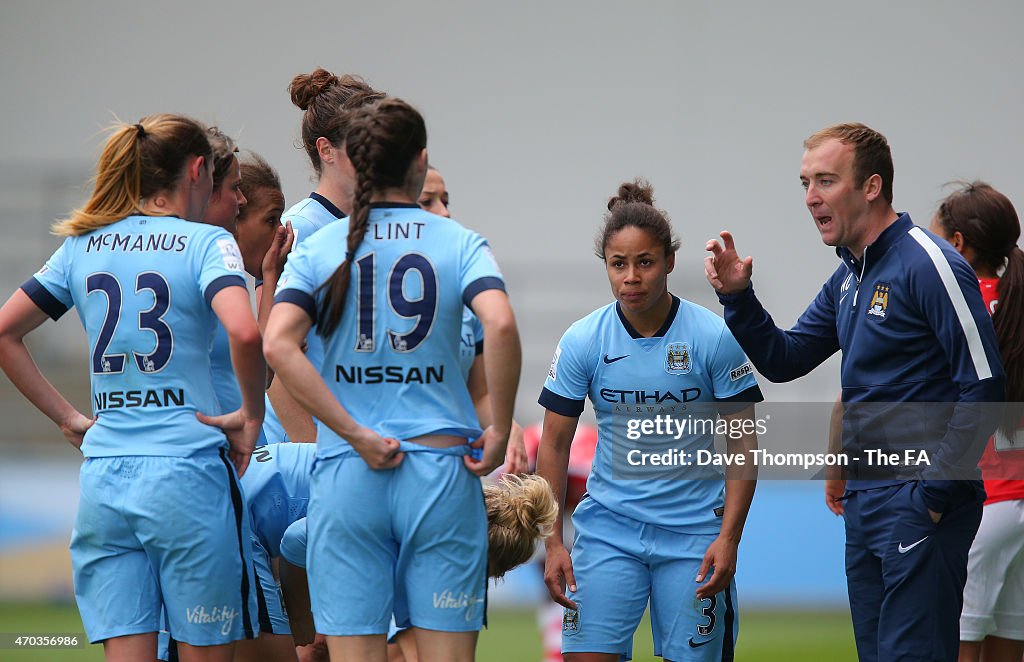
369,202,421,209
616,295,680,339
309,192,346,219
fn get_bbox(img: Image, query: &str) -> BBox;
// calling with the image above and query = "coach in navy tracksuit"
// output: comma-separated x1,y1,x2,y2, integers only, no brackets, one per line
704,123,1005,662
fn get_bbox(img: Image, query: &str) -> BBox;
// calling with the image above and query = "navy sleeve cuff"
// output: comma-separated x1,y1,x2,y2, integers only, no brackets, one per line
21,277,69,320
716,284,756,306
715,385,764,415
474,340,484,356
463,277,506,307
539,387,585,418
274,289,318,322
204,275,247,307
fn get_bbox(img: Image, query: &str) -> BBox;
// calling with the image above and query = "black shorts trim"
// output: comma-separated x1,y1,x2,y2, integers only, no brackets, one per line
217,449,255,639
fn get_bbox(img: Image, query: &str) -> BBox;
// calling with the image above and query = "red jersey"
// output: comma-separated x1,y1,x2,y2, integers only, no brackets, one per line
976,277,1024,505
522,423,597,510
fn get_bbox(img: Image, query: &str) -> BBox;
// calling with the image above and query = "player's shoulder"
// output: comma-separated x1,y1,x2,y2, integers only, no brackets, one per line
568,301,618,335
674,297,728,333
132,215,233,248
288,219,348,266
284,197,342,240
181,218,233,243
419,209,485,243
557,303,617,355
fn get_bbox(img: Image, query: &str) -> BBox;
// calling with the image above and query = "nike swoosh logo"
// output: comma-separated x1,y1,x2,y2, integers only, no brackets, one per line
898,536,929,554
688,637,714,648
603,354,629,364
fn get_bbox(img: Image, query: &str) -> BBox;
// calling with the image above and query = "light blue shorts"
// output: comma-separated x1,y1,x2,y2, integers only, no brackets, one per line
563,497,738,661
307,443,487,636
279,517,406,642
252,536,290,634
71,451,259,645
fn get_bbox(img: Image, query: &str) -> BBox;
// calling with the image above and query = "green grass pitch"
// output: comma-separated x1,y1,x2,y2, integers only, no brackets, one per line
0,602,857,661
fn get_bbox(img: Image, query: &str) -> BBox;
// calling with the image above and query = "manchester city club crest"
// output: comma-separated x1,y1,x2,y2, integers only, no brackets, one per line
562,604,580,633
665,342,691,374
867,282,891,319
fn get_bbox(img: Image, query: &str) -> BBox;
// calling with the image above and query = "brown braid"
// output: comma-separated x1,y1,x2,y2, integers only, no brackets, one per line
315,98,427,337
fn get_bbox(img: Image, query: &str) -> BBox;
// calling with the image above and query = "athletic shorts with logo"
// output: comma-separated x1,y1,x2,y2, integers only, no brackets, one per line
307,443,487,635
562,496,737,661
72,451,258,645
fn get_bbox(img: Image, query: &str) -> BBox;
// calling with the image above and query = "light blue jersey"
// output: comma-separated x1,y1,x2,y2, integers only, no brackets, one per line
210,322,241,414
24,215,247,457
275,203,504,459
239,442,314,558
211,320,267,446
540,296,762,532
262,193,344,443
459,308,484,381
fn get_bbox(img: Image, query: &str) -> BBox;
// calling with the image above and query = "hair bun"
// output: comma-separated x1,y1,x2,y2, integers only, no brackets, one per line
289,68,340,111
607,178,655,211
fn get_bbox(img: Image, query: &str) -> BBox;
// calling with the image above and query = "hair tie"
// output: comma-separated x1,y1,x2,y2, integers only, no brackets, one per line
345,250,356,262
134,123,146,138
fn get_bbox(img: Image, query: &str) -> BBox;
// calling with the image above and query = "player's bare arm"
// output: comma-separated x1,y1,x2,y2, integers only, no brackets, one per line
697,405,758,600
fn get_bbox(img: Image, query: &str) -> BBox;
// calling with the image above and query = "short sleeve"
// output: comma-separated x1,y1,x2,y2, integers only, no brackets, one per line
196,229,247,307
709,324,764,413
538,323,593,418
460,232,506,307
21,239,74,320
273,239,320,322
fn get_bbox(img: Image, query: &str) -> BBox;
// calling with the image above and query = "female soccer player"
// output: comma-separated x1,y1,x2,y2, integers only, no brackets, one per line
0,115,265,661
415,165,527,475
203,128,249,417
276,474,560,654
235,153,286,279
235,151,290,335
930,182,1024,662
214,149,295,661
203,128,246,233
159,150,295,662
264,97,520,662
261,69,386,444
417,166,450,217
236,442,315,662
536,180,761,661
522,422,597,662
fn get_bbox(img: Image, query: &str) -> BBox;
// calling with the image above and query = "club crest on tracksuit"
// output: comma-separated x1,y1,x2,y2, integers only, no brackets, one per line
867,282,891,319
